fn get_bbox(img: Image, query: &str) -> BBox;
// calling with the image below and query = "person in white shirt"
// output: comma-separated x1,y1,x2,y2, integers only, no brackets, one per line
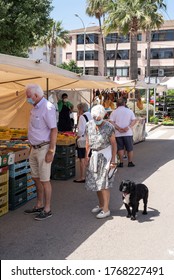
109,98,136,167
73,103,92,183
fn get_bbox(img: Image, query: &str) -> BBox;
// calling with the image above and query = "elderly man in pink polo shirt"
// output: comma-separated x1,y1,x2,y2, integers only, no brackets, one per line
24,84,58,220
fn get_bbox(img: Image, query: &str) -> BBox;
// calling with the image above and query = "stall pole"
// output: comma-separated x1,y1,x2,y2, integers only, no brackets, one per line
90,89,92,111
146,88,149,124
153,87,156,117
46,78,49,100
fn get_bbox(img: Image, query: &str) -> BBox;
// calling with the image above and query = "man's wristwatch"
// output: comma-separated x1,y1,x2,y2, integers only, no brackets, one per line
48,149,54,153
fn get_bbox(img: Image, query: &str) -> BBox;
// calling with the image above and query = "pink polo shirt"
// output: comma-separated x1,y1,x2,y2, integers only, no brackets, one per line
28,97,57,145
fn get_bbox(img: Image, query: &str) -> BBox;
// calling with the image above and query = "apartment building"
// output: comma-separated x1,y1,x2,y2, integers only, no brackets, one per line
28,45,62,66
62,20,174,80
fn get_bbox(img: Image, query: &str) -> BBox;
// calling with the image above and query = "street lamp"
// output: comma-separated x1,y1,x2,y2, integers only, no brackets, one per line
75,14,86,75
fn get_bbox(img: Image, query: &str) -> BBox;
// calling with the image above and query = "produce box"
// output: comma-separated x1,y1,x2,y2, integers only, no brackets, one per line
0,147,30,166
7,147,30,163
0,202,8,217
0,152,9,167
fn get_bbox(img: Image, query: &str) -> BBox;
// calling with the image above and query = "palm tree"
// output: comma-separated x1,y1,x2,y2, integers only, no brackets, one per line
103,0,165,80
86,0,108,76
38,20,70,65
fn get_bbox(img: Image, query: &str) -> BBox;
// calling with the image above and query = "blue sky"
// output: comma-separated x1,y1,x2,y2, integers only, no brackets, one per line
51,0,174,30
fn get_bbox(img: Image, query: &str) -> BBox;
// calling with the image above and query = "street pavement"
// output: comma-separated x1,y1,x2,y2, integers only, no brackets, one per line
0,124,174,260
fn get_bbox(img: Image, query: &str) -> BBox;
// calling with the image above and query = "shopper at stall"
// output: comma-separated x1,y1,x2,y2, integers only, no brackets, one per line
109,98,136,168
24,84,57,220
57,93,74,132
73,102,92,183
85,105,117,219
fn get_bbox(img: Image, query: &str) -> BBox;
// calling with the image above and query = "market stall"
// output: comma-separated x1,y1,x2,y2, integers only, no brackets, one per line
0,53,120,217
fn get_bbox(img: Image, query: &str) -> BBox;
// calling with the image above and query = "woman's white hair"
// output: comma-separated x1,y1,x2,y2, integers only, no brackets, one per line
25,84,44,97
91,104,106,119
77,102,88,112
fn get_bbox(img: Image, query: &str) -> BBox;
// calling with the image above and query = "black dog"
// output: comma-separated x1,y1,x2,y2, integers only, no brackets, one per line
119,180,149,220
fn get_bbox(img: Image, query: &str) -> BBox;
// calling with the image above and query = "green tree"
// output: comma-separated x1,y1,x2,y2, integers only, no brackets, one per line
104,0,165,80
59,60,82,74
0,0,53,57
38,20,70,65
86,0,108,76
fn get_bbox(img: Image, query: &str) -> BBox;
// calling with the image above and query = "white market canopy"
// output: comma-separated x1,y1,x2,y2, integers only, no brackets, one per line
160,77,174,90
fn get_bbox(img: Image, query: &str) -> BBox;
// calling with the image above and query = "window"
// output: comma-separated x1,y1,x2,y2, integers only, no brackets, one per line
151,29,174,41
107,67,129,77
77,51,98,61
137,33,142,41
146,48,174,59
105,33,117,43
137,51,141,58
147,66,174,77
77,34,84,44
77,51,84,61
66,53,72,60
77,33,98,44
105,33,130,43
118,34,129,43
85,50,98,60
106,50,129,60
84,67,98,75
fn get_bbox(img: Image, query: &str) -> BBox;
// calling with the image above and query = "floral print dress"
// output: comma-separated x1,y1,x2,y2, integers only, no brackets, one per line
85,120,116,191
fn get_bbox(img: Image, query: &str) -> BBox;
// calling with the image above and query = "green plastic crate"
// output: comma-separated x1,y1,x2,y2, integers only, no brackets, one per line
51,165,75,180
55,144,75,158
52,156,75,168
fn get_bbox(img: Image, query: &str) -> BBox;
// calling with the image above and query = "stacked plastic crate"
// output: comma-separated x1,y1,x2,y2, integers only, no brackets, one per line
0,166,9,217
51,144,76,180
9,160,28,210
27,171,37,201
9,159,37,209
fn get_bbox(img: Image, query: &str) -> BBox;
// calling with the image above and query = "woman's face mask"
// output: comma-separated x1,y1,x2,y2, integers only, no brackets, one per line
27,98,35,105
94,119,103,126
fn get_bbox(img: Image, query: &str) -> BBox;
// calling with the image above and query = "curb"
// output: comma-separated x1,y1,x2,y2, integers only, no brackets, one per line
146,123,162,133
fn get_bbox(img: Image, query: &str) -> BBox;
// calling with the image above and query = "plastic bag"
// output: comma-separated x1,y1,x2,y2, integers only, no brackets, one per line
77,136,86,148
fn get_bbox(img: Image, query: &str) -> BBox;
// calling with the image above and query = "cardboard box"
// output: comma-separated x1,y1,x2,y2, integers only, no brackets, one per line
7,148,30,163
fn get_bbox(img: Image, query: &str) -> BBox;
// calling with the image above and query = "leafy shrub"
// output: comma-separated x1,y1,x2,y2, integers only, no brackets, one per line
162,116,174,126
150,116,159,124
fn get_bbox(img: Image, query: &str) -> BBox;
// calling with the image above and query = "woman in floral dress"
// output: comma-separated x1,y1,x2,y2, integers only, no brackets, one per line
85,105,117,219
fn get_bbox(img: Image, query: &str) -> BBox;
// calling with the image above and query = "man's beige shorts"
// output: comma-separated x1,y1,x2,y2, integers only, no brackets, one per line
29,144,54,182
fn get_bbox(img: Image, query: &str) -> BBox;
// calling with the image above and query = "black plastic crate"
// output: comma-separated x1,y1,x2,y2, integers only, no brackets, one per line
55,144,75,158
52,156,75,168
51,165,75,180
9,174,27,194
9,189,27,210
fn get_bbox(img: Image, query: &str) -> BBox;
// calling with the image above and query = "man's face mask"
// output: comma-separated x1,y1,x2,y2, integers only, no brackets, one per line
63,98,68,102
27,98,35,105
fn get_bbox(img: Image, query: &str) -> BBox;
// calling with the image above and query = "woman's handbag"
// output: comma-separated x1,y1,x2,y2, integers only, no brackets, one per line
76,114,89,148
77,136,86,148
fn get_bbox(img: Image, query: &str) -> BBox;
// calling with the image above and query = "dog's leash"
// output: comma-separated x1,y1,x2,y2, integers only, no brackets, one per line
115,167,123,184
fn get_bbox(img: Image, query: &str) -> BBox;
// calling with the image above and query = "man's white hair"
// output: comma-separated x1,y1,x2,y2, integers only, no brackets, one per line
25,84,44,97
91,104,106,119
